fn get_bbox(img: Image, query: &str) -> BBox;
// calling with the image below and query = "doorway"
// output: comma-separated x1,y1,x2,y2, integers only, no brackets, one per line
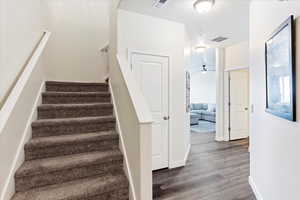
131,52,169,171
189,48,217,136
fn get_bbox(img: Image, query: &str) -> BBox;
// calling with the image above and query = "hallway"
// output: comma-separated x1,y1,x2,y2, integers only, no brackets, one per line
153,131,255,200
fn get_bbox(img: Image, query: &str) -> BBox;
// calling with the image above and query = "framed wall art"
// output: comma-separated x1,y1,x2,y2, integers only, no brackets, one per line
265,15,296,121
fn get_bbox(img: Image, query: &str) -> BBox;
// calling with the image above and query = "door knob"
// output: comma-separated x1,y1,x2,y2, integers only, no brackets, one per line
163,116,169,120
245,107,248,111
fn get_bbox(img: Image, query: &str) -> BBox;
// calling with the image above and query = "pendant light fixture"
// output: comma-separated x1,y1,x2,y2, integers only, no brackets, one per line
194,0,215,13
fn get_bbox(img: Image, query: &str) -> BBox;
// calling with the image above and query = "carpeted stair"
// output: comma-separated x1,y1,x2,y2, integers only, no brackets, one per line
11,81,129,200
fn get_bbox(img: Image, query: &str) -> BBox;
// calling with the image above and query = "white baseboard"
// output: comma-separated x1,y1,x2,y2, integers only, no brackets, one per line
249,176,263,200
169,160,185,169
215,135,225,141
169,144,190,169
0,82,45,200
108,81,137,200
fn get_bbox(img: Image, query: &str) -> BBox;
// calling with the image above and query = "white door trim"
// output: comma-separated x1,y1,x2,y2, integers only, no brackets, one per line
128,50,171,169
128,49,170,68
215,48,226,141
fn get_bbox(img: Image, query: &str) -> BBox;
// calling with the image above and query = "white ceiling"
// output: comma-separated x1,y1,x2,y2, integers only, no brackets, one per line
119,0,250,48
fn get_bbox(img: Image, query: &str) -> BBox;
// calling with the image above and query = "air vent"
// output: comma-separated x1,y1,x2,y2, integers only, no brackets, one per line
153,0,169,8
211,36,228,42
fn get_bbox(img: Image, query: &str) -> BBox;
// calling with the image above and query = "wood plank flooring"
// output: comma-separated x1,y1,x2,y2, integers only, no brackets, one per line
153,130,256,200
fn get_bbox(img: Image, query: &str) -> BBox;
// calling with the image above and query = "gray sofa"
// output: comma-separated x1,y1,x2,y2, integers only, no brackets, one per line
190,103,216,123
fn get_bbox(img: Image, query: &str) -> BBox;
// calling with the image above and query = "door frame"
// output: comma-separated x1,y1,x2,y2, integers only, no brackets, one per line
224,67,249,141
128,49,171,169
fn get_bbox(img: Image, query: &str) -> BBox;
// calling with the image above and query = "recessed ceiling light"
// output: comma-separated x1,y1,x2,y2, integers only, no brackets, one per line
194,0,215,13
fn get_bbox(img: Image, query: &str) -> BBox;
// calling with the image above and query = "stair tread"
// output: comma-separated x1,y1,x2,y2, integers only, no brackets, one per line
38,103,113,109
16,150,123,177
42,91,110,96
26,131,118,149
12,174,128,200
46,81,108,86
32,116,115,127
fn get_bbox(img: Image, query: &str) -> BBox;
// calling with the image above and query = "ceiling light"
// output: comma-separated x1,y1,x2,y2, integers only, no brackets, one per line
195,46,206,53
153,0,168,8
194,0,215,13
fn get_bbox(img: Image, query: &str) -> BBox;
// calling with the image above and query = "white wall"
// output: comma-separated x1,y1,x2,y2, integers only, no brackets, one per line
250,2,300,200
0,35,49,199
0,0,112,105
118,10,188,168
43,0,110,82
190,71,216,104
0,0,46,195
225,41,249,69
0,0,46,106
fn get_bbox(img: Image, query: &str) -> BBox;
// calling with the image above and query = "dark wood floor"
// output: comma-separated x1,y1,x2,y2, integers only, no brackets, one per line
153,130,256,200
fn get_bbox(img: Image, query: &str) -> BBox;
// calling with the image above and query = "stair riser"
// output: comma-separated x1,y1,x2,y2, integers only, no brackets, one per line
32,121,115,138
12,179,129,200
38,107,113,119
42,95,111,104
25,139,119,160
46,85,108,93
15,161,123,192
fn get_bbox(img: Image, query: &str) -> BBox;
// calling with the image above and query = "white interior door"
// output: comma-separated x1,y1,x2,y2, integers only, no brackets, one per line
229,70,249,140
131,53,169,170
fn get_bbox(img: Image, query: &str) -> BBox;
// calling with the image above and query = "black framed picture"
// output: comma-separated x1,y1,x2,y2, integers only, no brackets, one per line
265,15,296,121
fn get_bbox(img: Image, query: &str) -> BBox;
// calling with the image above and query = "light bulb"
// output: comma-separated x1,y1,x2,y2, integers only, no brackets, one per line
194,0,214,13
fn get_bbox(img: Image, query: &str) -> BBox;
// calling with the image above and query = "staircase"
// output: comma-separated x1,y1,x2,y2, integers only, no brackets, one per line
11,81,129,200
